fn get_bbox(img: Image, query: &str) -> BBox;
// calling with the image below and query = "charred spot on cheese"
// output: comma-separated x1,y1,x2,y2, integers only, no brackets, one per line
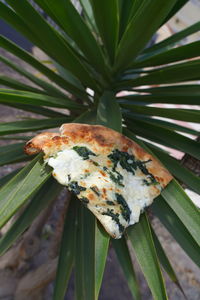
102,209,125,234
115,193,131,222
73,146,96,160
68,181,86,195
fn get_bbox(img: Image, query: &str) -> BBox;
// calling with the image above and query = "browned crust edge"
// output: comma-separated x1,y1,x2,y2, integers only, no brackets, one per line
24,123,173,187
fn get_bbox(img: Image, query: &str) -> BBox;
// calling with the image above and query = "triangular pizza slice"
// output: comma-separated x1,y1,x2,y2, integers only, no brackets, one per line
24,123,172,238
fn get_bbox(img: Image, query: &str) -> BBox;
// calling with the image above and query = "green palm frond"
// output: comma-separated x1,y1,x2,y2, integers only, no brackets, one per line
0,0,199,299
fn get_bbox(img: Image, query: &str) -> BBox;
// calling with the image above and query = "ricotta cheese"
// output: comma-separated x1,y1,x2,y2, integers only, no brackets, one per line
45,145,162,238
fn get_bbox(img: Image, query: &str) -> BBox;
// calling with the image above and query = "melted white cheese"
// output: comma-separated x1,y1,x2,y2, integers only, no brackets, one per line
45,146,162,238
47,149,90,185
117,165,153,224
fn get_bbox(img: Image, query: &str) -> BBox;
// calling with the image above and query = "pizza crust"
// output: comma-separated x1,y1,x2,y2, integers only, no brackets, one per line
25,123,172,188
24,124,173,238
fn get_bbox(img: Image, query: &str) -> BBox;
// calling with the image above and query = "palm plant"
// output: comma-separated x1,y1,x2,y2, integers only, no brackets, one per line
0,0,200,299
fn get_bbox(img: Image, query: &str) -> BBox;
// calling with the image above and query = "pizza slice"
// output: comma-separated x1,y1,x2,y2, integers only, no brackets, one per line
24,123,172,239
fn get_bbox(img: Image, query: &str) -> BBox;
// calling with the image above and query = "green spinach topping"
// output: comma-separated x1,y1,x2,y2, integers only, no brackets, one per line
68,181,86,195
106,200,115,206
102,209,125,234
90,186,100,196
108,149,137,173
115,193,131,222
73,146,96,160
103,166,124,187
108,149,157,185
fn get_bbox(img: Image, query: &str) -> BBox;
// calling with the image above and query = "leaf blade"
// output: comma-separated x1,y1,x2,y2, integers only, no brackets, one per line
115,0,176,71
36,0,109,79
143,21,200,55
152,197,200,267
0,178,61,256
53,195,78,300
132,41,200,68
0,118,71,136
0,89,83,109
112,237,141,300
127,213,168,300
97,91,122,133
0,154,52,229
0,35,88,99
162,180,200,247
0,143,30,166
2,1,98,90
125,119,200,160
89,0,119,64
151,226,184,294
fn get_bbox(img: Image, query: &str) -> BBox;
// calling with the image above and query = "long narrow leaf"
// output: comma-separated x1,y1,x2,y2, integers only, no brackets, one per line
133,41,200,68
0,90,82,109
0,36,88,99
127,213,168,300
0,154,51,229
53,195,78,300
118,0,134,40
35,0,109,80
0,178,61,256
0,169,21,189
89,0,119,64
80,0,97,32
0,54,68,98
0,118,71,136
120,101,200,123
161,180,200,247
3,103,66,118
112,237,141,300
0,75,44,94
75,204,96,300
120,92,200,105
123,111,199,136
94,222,110,300
152,197,200,267
143,21,200,55
2,1,98,90
0,143,29,166
115,0,176,71
133,85,200,97
97,91,122,132
151,226,184,294
126,119,200,160
117,59,200,88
